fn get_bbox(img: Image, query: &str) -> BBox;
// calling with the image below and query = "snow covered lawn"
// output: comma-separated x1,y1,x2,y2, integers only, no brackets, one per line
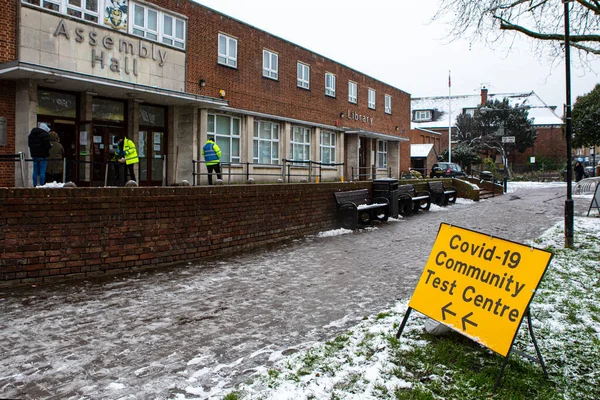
223,213,600,400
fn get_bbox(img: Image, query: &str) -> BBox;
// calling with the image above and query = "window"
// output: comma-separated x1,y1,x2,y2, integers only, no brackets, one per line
208,114,241,163
320,131,336,164
162,14,185,49
414,110,432,121
22,0,60,13
325,72,336,97
218,33,238,68
348,81,357,104
368,88,376,109
463,108,476,116
290,126,311,163
385,95,392,114
297,62,310,89
377,141,387,168
253,121,280,164
263,50,279,80
133,3,158,41
67,0,99,22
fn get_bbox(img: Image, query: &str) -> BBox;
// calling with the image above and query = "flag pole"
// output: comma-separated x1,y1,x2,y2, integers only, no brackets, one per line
448,70,452,163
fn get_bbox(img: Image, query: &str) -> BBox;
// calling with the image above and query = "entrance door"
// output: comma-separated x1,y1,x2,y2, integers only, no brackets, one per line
91,125,124,186
138,130,165,186
359,137,368,181
53,121,77,182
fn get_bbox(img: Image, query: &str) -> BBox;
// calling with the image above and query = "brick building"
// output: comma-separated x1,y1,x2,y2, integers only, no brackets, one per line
0,0,411,187
410,88,564,174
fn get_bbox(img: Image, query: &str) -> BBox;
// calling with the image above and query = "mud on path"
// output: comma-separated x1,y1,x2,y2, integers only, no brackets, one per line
0,185,588,399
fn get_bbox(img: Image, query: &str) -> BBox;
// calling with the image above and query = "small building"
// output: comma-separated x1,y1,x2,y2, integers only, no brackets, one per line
0,0,411,187
410,87,565,171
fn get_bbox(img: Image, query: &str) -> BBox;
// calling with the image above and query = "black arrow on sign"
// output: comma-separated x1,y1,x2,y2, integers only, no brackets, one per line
462,312,478,331
441,302,456,320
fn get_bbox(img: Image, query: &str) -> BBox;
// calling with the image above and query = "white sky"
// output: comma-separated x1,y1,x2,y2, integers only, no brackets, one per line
194,0,600,114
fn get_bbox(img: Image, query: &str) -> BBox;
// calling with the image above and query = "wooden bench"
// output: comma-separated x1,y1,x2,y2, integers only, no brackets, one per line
427,181,457,206
333,189,390,229
538,173,561,182
398,184,431,216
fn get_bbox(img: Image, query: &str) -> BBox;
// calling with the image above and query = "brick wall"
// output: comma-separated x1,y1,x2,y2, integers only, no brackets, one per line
0,0,17,63
0,81,16,187
0,182,371,286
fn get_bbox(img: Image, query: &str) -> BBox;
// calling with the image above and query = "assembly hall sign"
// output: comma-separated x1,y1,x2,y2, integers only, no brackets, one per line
409,223,553,357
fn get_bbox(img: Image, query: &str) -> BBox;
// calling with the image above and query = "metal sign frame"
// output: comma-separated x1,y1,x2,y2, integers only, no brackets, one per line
587,184,600,216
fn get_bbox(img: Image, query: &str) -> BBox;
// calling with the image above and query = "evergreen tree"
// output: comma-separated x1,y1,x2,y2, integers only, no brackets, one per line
572,84,600,148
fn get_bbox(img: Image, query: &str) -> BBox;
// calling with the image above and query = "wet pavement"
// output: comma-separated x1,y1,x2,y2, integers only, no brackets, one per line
0,184,590,399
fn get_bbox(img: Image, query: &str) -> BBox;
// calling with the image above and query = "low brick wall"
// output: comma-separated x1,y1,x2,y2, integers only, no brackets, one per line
0,182,371,286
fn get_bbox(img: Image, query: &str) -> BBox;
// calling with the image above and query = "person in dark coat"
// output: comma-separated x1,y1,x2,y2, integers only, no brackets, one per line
574,161,585,182
28,123,52,187
46,131,65,183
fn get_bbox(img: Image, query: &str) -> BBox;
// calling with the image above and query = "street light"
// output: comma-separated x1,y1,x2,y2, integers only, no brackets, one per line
564,0,574,248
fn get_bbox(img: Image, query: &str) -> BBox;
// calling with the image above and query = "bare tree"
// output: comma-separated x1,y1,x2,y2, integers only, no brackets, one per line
434,0,600,65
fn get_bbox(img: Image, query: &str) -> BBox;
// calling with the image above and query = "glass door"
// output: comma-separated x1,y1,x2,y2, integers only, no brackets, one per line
139,130,165,186
78,121,92,185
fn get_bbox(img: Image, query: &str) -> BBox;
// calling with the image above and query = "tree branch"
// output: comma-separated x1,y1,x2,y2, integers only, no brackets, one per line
495,15,600,42
570,41,600,54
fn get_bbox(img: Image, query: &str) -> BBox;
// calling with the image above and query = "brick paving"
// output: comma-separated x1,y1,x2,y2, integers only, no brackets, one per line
0,184,589,399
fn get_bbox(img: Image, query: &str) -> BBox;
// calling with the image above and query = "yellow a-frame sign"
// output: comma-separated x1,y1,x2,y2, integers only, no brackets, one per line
398,223,553,358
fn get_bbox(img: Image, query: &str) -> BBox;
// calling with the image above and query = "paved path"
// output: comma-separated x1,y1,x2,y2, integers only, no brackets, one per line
0,184,589,399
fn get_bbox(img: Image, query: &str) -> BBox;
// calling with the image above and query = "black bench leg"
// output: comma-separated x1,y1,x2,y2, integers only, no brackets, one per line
399,199,412,216
339,209,358,230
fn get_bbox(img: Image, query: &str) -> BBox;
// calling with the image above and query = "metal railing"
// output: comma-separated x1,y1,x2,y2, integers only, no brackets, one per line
11,156,167,187
351,165,392,181
0,152,26,186
192,159,345,186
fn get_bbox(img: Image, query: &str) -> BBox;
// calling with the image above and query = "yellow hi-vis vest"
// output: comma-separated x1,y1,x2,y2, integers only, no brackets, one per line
123,138,139,165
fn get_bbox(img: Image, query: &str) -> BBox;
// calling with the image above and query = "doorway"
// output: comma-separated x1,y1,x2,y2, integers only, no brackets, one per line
138,129,165,186
359,137,368,181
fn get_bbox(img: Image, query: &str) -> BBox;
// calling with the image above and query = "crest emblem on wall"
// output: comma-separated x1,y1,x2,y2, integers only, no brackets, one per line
104,0,128,30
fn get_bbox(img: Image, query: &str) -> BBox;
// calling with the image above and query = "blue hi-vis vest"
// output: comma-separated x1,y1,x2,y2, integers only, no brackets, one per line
203,141,220,165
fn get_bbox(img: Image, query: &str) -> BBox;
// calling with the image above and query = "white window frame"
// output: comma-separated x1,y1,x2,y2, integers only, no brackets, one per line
263,49,279,80
207,114,241,163
385,95,392,114
414,110,432,121
290,126,311,164
348,81,358,104
253,121,280,165
325,72,336,97
297,62,310,89
132,3,158,41
162,14,186,49
320,131,336,164
368,88,376,109
377,141,388,168
218,33,238,68
67,0,99,22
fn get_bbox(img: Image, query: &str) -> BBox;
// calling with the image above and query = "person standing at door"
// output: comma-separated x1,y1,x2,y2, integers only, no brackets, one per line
28,123,52,187
46,131,65,183
115,135,139,183
202,137,222,185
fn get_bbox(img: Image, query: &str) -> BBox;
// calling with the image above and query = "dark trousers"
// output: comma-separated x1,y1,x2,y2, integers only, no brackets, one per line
207,163,222,185
125,164,136,183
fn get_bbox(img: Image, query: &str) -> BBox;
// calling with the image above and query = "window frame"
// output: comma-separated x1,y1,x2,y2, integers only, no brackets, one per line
218,33,238,68
414,110,432,121
368,88,376,110
132,3,158,41
297,62,310,89
207,113,241,163
262,49,279,80
66,0,99,22
385,94,392,114
377,140,388,169
325,72,336,98
290,126,311,164
320,131,336,165
348,81,358,104
253,120,280,165
162,13,186,49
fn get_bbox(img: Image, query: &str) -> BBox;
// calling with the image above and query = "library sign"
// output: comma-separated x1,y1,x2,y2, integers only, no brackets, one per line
408,223,552,356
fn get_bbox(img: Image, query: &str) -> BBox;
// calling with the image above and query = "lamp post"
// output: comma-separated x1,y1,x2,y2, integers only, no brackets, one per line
564,0,574,248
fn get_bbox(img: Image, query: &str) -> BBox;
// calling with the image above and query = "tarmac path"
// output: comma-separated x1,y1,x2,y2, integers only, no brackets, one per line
0,184,590,399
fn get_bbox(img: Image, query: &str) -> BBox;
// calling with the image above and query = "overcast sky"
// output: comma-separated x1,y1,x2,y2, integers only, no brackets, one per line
194,0,599,115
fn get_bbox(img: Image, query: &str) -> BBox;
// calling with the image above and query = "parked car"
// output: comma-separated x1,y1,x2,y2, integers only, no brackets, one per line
430,162,467,178
584,166,595,177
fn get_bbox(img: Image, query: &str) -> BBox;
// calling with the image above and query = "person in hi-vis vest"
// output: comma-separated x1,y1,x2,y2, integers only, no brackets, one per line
202,138,222,185
115,135,139,183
